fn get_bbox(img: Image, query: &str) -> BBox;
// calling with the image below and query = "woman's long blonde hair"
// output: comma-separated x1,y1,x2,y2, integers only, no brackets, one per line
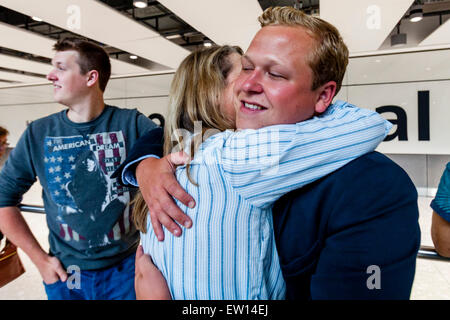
133,45,243,233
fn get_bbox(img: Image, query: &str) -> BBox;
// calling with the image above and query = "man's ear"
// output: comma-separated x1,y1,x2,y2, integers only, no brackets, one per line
314,81,337,114
86,70,100,88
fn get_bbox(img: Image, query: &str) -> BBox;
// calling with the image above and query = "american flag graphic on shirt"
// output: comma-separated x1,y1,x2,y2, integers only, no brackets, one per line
44,131,132,246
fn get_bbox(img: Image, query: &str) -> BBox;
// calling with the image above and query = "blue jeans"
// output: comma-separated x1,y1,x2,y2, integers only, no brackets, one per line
44,253,136,300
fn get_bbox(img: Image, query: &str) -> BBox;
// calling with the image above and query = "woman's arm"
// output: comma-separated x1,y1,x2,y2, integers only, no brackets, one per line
220,101,392,208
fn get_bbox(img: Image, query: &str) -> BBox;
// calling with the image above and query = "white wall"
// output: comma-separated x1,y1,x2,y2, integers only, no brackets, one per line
0,74,173,207
336,47,450,155
2,51,450,194
378,14,450,50
0,73,173,146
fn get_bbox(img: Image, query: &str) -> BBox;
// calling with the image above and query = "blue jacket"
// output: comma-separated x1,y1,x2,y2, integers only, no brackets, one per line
113,129,421,300
272,151,420,299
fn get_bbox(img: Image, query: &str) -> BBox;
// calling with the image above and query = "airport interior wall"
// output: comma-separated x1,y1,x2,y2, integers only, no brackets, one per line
1,48,449,198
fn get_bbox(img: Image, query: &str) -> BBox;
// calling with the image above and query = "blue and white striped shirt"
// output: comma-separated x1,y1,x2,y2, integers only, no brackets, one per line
140,101,392,299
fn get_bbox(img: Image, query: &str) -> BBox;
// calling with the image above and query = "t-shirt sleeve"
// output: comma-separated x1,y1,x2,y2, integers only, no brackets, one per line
430,162,450,222
219,101,392,208
0,127,37,207
136,111,158,138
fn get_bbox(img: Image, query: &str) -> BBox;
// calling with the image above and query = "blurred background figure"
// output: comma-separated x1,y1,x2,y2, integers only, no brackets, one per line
0,126,10,170
0,126,10,241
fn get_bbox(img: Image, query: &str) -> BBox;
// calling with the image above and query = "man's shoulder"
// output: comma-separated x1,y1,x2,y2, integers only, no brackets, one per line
28,110,63,127
273,151,418,247
329,151,411,185
106,105,155,128
308,151,418,213
22,111,64,139
342,151,403,172
107,105,141,116
278,151,416,207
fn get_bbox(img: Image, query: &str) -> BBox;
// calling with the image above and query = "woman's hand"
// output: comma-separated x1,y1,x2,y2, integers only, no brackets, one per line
134,245,172,300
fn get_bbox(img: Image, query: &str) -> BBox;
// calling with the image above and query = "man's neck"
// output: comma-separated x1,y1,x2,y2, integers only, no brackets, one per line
66,94,105,123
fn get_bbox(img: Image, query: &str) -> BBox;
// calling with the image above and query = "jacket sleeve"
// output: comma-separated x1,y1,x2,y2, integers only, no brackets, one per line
112,126,164,186
309,156,420,300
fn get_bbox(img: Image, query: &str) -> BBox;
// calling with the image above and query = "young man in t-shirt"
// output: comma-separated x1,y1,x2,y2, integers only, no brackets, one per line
0,38,156,299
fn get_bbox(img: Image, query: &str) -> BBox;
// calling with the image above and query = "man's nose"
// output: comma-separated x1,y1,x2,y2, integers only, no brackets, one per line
46,69,56,81
241,70,263,94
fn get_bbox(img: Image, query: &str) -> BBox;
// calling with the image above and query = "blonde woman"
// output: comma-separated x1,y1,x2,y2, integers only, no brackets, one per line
132,45,243,232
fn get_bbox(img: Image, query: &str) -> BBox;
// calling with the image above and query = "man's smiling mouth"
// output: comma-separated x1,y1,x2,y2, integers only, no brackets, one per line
242,101,266,111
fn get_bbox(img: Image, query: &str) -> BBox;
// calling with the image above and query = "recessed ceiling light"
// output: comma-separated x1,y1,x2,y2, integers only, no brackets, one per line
204,41,212,47
410,15,423,22
130,55,138,60
409,6,423,22
133,0,148,9
32,16,43,22
166,34,181,40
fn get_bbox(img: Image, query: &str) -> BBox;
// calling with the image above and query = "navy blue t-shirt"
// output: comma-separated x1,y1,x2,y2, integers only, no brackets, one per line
0,105,156,270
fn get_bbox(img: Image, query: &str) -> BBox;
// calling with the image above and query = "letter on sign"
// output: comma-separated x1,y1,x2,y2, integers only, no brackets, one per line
366,5,381,30
67,5,81,30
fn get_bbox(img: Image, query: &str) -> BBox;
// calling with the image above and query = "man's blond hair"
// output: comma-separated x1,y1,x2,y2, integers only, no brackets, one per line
258,6,349,95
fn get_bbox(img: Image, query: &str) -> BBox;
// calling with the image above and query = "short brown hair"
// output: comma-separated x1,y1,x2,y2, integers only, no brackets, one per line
258,6,349,95
53,37,111,92
0,126,9,137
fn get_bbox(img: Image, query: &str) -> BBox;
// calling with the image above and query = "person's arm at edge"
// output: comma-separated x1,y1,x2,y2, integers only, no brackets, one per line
431,211,450,257
0,126,67,284
430,163,450,258
0,206,67,283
